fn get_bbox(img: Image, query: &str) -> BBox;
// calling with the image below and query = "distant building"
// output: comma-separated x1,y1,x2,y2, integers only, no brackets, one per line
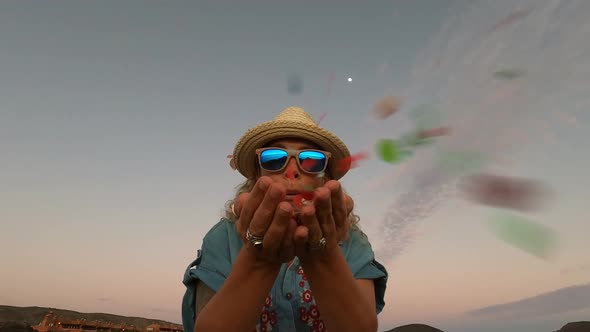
33,312,182,332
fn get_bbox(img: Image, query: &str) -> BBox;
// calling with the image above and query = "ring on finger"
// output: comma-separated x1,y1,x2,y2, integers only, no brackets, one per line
246,228,264,248
307,237,327,251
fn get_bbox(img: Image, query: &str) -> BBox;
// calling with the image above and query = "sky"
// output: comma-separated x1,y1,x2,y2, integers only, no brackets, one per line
1,1,589,331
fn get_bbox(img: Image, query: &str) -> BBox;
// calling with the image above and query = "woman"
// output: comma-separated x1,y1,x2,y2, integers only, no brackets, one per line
181,107,388,331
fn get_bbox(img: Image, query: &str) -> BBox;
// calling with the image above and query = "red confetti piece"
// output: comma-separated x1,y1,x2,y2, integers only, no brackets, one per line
373,96,402,120
326,72,336,96
416,126,451,139
293,194,303,207
459,174,548,212
337,151,369,173
300,190,314,200
317,112,327,126
489,8,532,33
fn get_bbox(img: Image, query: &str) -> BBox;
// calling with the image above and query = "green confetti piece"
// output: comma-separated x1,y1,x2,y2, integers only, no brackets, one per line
413,137,435,146
488,213,558,259
436,150,486,176
376,139,412,163
376,139,398,163
493,68,525,80
303,184,315,191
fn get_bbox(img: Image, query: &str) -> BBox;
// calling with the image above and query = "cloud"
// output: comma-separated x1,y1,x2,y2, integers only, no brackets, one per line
465,282,590,320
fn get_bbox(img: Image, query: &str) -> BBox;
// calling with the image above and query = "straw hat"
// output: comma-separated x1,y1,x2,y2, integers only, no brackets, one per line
231,106,351,180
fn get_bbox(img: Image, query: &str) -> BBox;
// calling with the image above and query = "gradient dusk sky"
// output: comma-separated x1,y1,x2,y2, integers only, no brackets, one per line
1,1,589,331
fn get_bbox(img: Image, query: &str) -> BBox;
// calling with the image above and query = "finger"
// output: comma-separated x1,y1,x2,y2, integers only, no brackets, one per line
326,180,347,229
261,201,292,253
234,192,250,217
249,182,286,236
293,225,309,250
240,177,273,233
234,192,250,240
300,203,322,246
281,213,298,257
313,186,336,242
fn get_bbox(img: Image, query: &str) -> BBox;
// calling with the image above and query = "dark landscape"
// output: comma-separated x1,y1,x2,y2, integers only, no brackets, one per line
1,305,589,332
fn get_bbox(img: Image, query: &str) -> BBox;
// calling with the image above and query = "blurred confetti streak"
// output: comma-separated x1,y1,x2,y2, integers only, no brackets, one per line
487,212,558,260
326,72,336,96
488,8,533,33
287,73,303,95
374,181,457,262
373,96,402,120
337,151,369,173
459,174,550,212
317,112,327,126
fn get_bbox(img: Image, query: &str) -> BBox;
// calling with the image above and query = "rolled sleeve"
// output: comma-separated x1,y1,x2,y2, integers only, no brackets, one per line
181,219,235,332
343,230,389,314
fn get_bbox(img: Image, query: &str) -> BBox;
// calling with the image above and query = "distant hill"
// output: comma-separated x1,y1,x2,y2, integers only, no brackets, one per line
0,321,35,332
384,324,444,332
0,305,178,329
384,321,590,332
554,321,590,332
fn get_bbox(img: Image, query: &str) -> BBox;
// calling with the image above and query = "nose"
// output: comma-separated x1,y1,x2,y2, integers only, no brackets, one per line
283,157,300,179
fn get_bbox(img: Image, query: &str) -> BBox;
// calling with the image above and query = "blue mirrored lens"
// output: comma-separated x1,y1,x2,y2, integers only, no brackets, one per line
260,149,289,171
299,151,326,172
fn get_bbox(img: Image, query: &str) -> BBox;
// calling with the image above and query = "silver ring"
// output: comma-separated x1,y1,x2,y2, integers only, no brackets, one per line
308,237,327,251
246,228,264,248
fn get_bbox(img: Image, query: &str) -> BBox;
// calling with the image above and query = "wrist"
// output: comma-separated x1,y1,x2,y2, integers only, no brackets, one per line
299,245,343,270
240,246,283,275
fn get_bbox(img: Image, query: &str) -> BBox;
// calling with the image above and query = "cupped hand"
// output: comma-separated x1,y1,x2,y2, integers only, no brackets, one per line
233,177,298,266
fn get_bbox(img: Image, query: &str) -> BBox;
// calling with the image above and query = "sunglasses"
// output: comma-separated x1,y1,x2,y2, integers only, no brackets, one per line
255,148,331,174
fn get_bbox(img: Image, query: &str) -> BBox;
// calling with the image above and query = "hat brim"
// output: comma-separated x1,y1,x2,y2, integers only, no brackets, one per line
233,120,351,180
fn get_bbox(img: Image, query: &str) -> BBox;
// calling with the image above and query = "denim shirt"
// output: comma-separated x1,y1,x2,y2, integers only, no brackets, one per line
181,218,388,332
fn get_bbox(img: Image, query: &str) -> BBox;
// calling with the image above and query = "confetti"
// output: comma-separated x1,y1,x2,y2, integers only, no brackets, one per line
459,174,549,211
373,96,402,119
489,8,532,33
493,68,526,80
376,139,411,163
374,181,456,262
287,73,303,95
302,184,315,192
317,112,327,126
300,190,315,200
293,194,303,207
488,212,558,259
416,126,451,140
337,151,369,172
326,72,336,96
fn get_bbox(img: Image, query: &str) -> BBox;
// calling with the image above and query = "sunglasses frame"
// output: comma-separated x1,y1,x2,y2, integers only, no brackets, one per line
255,147,332,174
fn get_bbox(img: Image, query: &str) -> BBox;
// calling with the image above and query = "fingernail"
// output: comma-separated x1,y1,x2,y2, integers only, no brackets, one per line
279,204,291,213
